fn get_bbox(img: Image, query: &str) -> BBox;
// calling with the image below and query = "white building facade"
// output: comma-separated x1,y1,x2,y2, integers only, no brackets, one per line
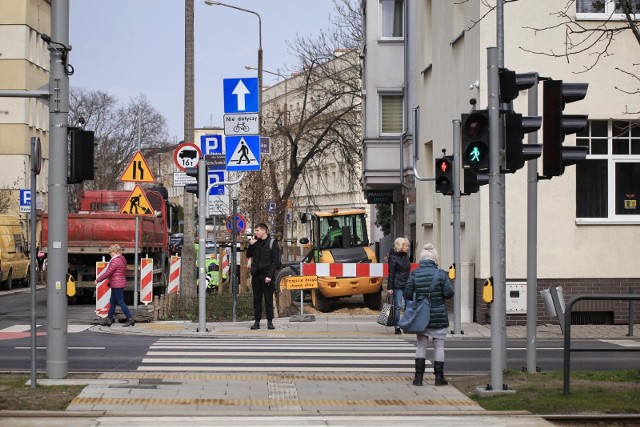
362,0,640,324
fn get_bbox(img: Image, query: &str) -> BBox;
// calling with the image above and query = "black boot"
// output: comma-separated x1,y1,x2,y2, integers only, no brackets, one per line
413,358,425,386
434,361,448,386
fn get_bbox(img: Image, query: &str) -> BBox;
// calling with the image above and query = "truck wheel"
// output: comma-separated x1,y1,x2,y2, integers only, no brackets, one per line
363,289,382,310
312,289,332,313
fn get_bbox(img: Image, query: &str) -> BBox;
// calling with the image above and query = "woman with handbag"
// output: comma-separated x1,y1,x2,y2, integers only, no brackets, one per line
387,237,410,334
404,243,454,386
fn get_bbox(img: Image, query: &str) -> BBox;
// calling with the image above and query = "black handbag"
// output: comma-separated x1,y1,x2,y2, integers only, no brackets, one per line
377,293,395,326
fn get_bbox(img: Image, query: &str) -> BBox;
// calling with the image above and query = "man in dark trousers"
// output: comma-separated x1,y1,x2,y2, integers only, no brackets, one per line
246,222,280,330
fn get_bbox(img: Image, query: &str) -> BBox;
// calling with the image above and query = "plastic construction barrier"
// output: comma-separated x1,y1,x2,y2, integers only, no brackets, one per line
168,255,181,294
140,258,153,305
300,262,420,278
95,261,111,318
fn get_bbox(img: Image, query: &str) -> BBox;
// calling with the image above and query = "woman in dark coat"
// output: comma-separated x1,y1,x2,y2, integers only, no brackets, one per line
404,243,454,386
387,237,410,334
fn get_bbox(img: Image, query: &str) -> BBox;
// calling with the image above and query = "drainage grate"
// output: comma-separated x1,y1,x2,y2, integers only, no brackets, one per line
571,311,613,325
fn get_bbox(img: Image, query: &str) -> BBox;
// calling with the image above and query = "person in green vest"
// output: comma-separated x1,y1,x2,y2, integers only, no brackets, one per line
322,219,343,248
205,257,227,291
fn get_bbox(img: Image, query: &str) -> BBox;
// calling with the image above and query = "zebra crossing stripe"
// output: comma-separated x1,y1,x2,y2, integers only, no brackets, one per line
0,324,92,333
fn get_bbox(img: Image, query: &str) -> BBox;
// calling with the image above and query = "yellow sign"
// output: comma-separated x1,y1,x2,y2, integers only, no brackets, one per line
120,151,155,183
284,275,318,290
120,185,155,216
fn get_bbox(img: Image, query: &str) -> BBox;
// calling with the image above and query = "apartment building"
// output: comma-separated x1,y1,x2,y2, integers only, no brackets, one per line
0,0,50,216
362,0,640,324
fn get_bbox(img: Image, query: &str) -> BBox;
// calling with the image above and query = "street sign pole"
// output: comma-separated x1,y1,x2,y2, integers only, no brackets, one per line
231,194,238,322
198,160,207,333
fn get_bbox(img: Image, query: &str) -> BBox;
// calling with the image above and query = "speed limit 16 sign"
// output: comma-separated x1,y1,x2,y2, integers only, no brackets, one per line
174,142,202,171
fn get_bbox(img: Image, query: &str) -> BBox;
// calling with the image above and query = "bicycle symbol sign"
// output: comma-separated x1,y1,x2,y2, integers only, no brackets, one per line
223,113,259,136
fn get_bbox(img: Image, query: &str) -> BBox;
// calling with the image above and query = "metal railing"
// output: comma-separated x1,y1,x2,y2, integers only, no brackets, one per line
563,294,640,394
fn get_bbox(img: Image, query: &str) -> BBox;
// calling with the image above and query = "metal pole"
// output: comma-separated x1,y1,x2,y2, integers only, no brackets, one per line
46,0,70,379
30,138,38,388
134,117,141,309
526,77,539,373
488,47,504,392
198,160,207,333
452,120,462,335
231,196,238,322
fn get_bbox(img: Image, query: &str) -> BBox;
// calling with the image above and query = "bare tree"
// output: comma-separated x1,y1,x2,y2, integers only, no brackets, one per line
243,0,363,238
68,88,171,209
0,189,14,214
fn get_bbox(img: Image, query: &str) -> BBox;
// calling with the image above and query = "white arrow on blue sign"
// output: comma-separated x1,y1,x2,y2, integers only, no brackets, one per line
223,78,259,114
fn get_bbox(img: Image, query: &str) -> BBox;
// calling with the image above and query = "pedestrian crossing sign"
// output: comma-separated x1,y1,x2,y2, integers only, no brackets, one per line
225,135,261,171
120,184,155,216
121,151,155,183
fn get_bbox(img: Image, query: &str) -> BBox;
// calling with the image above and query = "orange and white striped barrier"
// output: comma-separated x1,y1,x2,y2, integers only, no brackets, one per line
300,263,420,278
139,257,153,305
168,255,181,294
95,260,111,318
221,249,229,277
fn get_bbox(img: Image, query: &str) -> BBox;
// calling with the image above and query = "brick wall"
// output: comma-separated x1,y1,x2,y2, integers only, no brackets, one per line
473,278,640,326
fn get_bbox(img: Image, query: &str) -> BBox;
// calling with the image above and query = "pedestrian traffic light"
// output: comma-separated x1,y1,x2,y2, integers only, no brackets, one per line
461,110,490,170
185,166,199,195
543,79,589,178
435,156,453,195
68,129,95,183
463,169,489,194
503,112,542,173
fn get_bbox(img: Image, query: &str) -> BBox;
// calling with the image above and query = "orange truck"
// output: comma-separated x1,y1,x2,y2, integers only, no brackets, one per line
41,190,178,303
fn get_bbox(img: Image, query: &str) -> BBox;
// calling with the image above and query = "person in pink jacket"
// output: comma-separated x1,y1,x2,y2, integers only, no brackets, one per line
95,244,134,327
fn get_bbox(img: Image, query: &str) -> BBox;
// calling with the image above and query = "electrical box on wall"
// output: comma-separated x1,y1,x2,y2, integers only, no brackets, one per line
506,283,527,314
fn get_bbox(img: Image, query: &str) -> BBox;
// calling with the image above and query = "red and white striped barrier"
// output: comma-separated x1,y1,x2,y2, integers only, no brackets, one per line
300,262,420,278
139,258,153,305
221,249,229,277
168,255,181,294
95,261,111,318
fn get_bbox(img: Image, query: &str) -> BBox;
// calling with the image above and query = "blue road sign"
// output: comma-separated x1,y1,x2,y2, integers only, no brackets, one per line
19,189,31,213
225,135,261,171
200,134,223,156
223,78,259,114
208,171,225,196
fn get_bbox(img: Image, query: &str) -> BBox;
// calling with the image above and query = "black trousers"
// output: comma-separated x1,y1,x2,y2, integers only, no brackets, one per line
251,274,275,322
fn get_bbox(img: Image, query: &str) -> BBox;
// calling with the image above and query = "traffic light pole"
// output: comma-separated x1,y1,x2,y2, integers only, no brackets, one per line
526,77,540,374
452,120,462,335
487,47,506,393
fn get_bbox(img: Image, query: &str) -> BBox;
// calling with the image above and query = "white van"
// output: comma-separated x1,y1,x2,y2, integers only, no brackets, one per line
0,215,30,290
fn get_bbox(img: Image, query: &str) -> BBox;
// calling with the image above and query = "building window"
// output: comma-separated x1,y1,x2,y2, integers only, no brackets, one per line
380,0,403,39
576,120,640,221
380,94,403,135
576,0,640,20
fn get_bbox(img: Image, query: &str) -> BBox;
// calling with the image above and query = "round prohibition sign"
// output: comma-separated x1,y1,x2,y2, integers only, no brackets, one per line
174,142,202,171
226,214,246,234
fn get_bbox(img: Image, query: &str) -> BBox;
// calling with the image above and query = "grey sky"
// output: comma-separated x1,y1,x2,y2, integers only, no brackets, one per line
69,0,336,142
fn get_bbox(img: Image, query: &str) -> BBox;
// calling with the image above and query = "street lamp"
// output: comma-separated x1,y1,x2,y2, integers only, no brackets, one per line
245,66,288,126
204,0,263,133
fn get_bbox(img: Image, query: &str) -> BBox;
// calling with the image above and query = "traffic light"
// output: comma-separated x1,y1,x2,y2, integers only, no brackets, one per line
499,68,538,104
68,129,95,183
503,112,542,173
461,110,490,170
463,169,489,194
543,79,589,178
185,166,199,195
435,156,453,195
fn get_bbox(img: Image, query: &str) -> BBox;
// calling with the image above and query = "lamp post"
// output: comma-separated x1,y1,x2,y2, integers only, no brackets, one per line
204,0,262,133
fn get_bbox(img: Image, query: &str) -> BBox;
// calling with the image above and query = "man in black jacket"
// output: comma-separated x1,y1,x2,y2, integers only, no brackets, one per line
246,223,280,330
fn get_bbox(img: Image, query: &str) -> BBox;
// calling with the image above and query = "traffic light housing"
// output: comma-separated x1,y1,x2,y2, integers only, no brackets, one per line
543,79,589,178
461,110,490,170
499,68,538,104
68,129,95,183
435,156,453,195
504,112,542,173
185,166,199,195
463,169,489,194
